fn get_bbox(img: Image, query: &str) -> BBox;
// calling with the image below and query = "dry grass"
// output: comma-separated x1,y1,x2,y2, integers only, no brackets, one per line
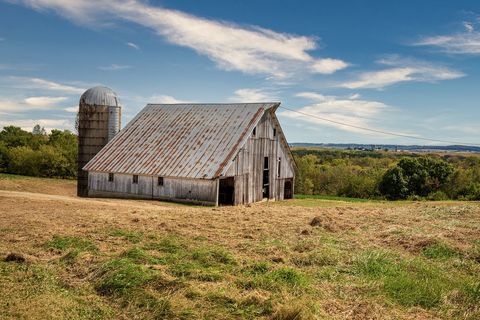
0,174,479,319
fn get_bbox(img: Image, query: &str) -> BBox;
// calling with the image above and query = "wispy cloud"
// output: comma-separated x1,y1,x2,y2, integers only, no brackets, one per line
281,91,390,134
126,42,140,50
24,96,68,107
413,18,480,54
150,95,192,104
229,88,277,102
339,56,464,89
64,106,78,113
13,0,348,79
98,64,131,71
0,38,5,42
0,96,69,113
7,77,86,94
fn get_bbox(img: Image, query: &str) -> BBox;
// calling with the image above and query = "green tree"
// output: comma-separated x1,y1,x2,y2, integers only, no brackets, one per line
379,166,409,200
0,126,31,148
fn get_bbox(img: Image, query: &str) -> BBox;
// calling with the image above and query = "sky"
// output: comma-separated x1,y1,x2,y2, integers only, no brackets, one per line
0,0,479,145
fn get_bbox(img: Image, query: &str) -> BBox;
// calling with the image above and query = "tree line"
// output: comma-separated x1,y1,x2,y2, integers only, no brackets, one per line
293,149,480,200
1,125,479,200
0,125,77,178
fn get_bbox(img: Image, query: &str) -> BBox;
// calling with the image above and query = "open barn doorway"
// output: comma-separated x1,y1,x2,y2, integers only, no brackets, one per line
284,179,293,199
218,177,235,205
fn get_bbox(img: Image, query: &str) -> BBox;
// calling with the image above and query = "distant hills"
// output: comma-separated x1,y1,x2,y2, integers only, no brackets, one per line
290,143,480,153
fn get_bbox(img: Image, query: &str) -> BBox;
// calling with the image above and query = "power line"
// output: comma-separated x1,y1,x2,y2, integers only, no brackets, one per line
279,106,480,147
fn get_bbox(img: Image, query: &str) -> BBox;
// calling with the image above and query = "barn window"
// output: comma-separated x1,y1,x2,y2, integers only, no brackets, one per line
108,173,114,182
133,175,138,184
273,128,277,137
264,156,269,169
158,177,164,186
277,157,281,178
252,127,256,137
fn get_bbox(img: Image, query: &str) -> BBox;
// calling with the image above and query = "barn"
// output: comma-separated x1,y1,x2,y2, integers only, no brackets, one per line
83,102,295,205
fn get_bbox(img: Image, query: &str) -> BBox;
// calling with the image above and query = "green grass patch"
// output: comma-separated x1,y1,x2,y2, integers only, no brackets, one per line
422,242,461,260
144,236,183,254
45,235,97,252
205,291,273,318
352,249,457,308
120,247,166,265
146,238,236,282
108,229,144,243
239,263,308,292
95,258,155,296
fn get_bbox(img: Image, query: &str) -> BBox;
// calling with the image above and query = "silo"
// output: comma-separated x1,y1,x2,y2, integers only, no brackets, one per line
77,86,121,197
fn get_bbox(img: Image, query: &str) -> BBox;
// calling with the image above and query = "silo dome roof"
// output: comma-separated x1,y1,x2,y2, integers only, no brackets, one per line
80,86,121,107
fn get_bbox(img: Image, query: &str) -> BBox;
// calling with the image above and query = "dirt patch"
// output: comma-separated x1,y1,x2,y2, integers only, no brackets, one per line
4,252,26,263
310,215,337,232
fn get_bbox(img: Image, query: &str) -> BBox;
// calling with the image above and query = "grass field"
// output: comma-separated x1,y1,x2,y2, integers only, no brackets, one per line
0,174,479,319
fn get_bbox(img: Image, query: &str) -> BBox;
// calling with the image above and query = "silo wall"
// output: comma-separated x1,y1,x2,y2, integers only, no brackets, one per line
77,103,110,197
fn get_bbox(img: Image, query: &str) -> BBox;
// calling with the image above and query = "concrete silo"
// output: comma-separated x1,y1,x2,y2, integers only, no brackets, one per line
77,86,121,197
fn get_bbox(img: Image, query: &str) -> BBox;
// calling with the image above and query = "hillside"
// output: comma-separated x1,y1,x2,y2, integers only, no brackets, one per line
0,175,479,319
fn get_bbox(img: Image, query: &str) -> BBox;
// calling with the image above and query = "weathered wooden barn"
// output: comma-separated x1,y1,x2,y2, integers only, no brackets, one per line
83,103,295,205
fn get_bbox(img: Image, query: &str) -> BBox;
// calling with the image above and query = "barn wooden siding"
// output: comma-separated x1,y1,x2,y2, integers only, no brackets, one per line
224,110,295,205
88,172,217,205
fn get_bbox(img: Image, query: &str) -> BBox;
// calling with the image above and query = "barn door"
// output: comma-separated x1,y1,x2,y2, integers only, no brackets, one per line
284,179,293,199
218,177,235,205
262,156,269,199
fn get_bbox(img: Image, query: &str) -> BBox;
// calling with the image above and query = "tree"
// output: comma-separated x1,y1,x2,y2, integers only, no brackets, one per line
380,156,453,199
32,124,46,135
0,126,31,148
379,166,409,200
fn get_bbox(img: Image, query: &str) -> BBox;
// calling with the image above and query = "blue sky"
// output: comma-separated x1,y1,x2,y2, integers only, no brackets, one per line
1,0,479,145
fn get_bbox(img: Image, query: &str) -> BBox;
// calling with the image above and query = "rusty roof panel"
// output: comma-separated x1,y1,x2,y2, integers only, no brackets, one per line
83,103,279,179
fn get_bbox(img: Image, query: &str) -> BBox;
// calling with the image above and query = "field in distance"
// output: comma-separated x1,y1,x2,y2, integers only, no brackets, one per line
0,174,479,319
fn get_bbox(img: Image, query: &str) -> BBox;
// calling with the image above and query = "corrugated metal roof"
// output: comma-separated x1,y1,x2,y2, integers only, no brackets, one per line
80,86,121,107
83,103,279,179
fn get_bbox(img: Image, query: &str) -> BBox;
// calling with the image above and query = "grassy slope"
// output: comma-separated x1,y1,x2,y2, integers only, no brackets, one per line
0,175,479,319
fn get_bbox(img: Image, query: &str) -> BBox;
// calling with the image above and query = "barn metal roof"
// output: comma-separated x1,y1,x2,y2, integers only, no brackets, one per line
80,86,121,107
83,103,280,179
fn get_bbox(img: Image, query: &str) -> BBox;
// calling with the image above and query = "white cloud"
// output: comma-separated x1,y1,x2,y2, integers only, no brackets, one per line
339,56,464,89
413,19,480,54
64,106,78,113
0,100,19,113
13,0,348,79
463,21,474,33
0,96,70,113
150,95,191,104
311,58,349,74
126,42,140,50
229,88,277,102
24,96,68,107
0,118,73,132
281,91,390,134
98,64,131,71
